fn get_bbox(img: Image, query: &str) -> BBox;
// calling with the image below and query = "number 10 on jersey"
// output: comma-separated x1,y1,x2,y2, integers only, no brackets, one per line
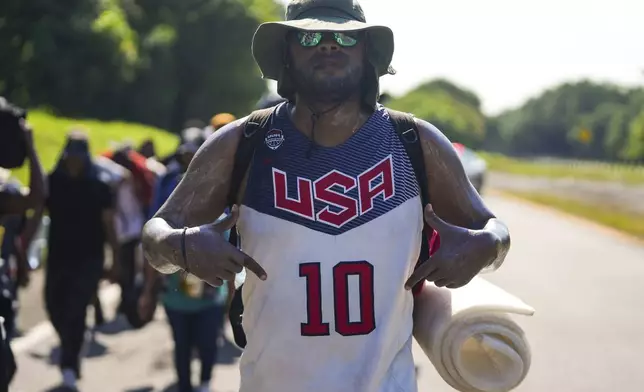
299,261,376,337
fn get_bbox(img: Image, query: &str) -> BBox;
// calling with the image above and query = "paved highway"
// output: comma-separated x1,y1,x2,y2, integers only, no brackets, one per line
10,194,644,391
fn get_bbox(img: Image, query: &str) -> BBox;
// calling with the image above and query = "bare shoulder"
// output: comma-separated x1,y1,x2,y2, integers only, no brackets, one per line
197,116,248,159
413,118,462,165
154,117,249,227
412,117,494,226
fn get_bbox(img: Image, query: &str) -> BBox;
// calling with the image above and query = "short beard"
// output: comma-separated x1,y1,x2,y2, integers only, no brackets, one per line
290,59,364,106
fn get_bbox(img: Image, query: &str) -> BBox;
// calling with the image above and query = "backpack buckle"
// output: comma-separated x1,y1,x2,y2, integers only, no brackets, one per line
401,128,418,143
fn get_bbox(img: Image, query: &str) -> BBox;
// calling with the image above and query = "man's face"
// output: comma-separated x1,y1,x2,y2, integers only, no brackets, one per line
287,31,365,103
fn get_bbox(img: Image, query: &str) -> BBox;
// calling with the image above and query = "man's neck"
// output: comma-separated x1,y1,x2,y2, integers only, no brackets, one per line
290,95,371,147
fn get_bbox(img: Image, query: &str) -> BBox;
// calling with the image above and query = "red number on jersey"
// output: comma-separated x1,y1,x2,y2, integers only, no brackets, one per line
299,263,330,336
299,261,376,337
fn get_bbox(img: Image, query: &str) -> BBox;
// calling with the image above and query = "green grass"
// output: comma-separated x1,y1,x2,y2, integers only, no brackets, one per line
479,152,644,185
9,110,179,184
501,190,644,240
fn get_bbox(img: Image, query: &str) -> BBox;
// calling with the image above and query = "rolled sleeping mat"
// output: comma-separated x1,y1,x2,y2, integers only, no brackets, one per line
413,277,535,392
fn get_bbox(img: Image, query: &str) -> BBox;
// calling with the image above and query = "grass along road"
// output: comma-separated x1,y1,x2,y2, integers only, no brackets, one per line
479,152,644,185
495,190,644,240
9,110,179,185
486,171,644,240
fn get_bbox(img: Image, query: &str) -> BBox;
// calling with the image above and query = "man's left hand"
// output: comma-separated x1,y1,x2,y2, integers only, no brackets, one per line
405,204,500,290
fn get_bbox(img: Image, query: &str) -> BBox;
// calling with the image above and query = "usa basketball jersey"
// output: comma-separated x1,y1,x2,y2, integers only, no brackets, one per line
236,103,423,392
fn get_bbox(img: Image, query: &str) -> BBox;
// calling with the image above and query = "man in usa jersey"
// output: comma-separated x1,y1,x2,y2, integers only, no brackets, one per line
142,0,511,391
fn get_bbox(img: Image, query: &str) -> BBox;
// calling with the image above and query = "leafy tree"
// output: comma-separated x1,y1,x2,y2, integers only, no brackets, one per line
387,79,486,147
0,0,282,132
621,109,644,161
492,81,632,157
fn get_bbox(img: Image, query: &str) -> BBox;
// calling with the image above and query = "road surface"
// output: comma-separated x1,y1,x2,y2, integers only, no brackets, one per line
488,171,644,216
10,194,644,392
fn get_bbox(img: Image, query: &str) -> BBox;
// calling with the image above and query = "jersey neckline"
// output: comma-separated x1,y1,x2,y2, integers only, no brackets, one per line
278,102,384,151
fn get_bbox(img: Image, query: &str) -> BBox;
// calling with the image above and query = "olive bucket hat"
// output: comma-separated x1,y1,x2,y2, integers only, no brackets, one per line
251,0,396,108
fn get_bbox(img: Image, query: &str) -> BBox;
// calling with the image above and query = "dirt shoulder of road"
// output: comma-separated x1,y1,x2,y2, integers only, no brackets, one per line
486,171,644,239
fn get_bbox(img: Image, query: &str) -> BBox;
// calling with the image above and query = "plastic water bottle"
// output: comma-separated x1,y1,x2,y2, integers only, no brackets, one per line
28,216,50,270
234,269,247,289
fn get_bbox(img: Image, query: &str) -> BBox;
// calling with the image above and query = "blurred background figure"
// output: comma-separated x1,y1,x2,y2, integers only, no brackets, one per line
137,138,157,160
0,98,45,390
102,144,156,219
100,144,154,321
0,170,44,337
204,113,237,138
139,135,230,392
93,153,146,328
44,131,119,391
137,138,167,180
159,127,206,172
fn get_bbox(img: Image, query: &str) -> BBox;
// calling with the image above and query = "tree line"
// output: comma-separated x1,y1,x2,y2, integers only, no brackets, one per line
388,79,644,163
1,0,281,132
2,0,642,162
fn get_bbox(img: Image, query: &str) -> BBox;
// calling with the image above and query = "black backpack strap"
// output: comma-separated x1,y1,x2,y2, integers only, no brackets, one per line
226,107,274,209
228,284,247,348
386,109,429,206
226,107,274,249
225,108,273,350
386,109,432,288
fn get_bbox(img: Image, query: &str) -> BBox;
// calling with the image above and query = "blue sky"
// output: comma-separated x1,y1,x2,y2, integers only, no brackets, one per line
273,0,644,114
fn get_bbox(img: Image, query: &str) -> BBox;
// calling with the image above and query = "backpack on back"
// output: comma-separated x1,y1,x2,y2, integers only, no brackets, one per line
226,106,432,349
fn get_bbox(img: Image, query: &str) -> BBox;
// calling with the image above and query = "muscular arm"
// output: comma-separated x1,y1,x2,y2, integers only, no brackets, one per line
141,118,247,274
416,119,510,270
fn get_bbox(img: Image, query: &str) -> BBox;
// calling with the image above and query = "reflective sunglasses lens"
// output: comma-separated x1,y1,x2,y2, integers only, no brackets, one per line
334,33,358,47
298,32,322,47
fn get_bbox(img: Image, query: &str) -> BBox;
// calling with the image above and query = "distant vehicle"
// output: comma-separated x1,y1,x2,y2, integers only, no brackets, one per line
452,143,486,194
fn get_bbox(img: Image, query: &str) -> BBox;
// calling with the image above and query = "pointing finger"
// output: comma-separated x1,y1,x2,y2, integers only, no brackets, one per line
425,267,444,282
233,249,267,281
434,278,451,288
405,262,434,290
423,204,452,233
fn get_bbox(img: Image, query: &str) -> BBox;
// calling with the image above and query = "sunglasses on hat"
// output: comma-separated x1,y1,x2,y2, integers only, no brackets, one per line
296,31,359,48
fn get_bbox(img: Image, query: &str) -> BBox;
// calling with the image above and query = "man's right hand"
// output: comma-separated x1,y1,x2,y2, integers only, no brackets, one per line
184,205,267,287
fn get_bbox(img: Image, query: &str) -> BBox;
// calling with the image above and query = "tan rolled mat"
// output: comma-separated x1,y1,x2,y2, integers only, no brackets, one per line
413,277,535,392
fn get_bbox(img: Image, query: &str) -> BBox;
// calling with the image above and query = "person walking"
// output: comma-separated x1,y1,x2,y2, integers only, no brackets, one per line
141,138,230,392
142,1,510,391
45,131,119,390
0,102,45,390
